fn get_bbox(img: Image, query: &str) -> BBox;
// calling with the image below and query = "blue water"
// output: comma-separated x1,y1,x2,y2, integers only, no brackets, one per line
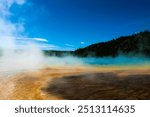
46,56,150,66
80,56,150,66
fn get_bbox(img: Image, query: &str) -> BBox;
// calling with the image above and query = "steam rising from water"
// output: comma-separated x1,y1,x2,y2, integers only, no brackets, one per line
0,0,45,75
0,0,84,76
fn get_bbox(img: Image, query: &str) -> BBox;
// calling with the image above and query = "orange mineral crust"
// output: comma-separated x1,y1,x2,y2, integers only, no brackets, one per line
0,65,150,100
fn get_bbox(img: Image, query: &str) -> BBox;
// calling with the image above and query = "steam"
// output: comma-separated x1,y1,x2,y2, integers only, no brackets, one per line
0,0,45,75
0,0,85,76
44,56,84,66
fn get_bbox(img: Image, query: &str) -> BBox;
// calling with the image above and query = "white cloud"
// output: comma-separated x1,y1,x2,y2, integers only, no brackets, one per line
37,44,59,50
80,42,85,44
0,0,25,36
14,37,48,42
0,19,16,36
65,43,74,47
10,37,48,42
14,36,58,50
33,38,48,42
0,36,54,49
0,0,26,17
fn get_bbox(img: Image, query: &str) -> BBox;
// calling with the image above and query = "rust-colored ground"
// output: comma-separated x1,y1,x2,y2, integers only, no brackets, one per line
0,65,150,100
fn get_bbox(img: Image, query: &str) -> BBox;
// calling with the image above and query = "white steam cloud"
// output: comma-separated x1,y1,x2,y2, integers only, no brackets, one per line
0,0,45,76
0,0,25,16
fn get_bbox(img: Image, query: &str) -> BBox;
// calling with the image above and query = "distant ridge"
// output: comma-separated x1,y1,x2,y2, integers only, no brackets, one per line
74,31,150,57
44,31,150,57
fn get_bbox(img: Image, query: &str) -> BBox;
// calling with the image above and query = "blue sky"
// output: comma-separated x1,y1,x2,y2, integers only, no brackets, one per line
10,0,150,50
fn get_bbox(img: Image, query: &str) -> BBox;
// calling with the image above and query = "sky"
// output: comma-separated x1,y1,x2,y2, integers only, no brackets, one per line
4,0,150,50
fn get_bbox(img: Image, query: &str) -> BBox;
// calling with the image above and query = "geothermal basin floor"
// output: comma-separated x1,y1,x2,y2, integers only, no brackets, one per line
0,65,150,100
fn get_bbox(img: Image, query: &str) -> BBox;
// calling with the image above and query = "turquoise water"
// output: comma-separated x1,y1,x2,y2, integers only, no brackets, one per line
46,56,150,66
80,56,150,66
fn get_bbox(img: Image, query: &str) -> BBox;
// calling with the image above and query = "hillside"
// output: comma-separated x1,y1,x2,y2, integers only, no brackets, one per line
43,31,150,57
74,31,150,57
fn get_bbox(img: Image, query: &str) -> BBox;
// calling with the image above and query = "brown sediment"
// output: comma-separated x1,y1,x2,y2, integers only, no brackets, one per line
0,65,150,100
43,73,150,100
